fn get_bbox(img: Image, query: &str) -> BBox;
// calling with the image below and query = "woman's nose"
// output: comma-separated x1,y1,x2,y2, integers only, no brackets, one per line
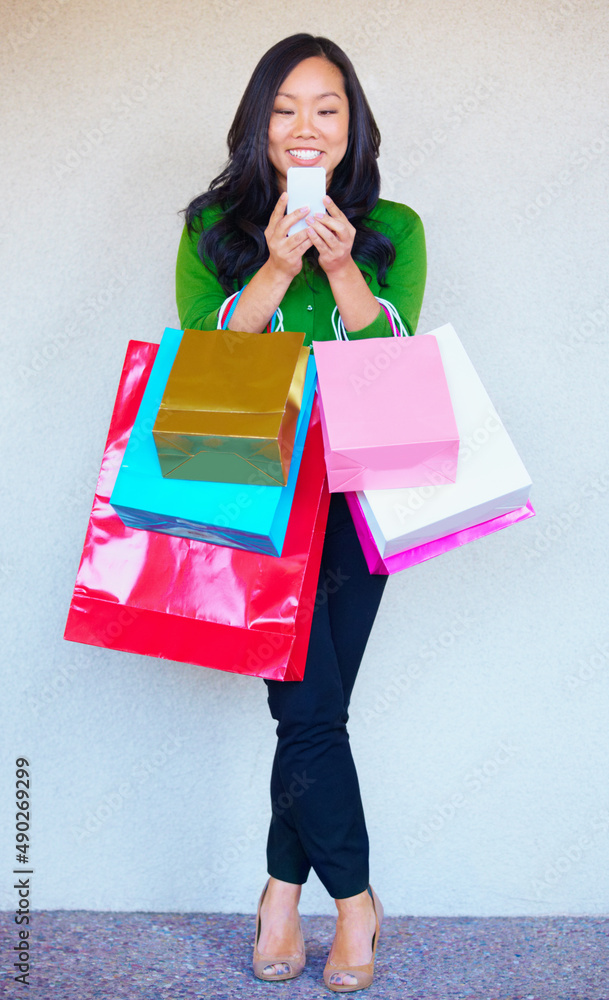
292,111,317,138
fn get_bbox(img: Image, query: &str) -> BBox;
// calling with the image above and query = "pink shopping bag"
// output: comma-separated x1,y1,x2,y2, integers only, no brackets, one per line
313,334,459,492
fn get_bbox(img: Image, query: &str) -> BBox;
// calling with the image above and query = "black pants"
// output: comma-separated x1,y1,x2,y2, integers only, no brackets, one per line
264,491,388,899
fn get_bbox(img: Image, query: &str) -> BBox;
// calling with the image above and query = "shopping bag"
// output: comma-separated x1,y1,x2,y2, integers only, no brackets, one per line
313,333,459,491
153,327,310,486
344,323,534,572
346,492,534,573
64,340,330,680
110,328,317,557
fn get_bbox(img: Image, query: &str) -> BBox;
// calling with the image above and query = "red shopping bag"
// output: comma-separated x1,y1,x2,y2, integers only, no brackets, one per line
64,341,330,681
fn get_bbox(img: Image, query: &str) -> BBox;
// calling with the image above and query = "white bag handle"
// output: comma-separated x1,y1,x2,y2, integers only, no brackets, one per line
217,290,284,331
331,297,407,341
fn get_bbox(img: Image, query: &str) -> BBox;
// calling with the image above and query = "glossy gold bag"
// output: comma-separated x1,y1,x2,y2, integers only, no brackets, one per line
152,328,309,486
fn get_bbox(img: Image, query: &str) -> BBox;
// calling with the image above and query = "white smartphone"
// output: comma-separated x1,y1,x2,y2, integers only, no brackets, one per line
287,166,326,235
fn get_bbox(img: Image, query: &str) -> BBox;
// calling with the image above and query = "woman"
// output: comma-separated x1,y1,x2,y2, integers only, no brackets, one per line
176,34,426,992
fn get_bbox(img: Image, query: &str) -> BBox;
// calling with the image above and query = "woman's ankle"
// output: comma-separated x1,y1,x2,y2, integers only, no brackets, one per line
334,887,371,913
265,877,302,906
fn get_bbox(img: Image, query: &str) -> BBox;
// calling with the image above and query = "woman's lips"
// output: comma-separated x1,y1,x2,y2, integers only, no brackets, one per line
287,149,323,164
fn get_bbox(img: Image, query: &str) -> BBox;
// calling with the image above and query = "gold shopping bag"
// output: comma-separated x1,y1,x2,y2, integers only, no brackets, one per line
152,328,309,486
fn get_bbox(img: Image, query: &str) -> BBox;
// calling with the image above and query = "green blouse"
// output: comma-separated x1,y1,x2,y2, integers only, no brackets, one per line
175,198,426,345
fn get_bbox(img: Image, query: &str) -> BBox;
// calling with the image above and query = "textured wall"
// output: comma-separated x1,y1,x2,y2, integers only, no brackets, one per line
1,0,608,916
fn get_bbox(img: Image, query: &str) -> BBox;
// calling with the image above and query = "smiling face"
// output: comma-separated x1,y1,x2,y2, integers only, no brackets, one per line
267,56,349,194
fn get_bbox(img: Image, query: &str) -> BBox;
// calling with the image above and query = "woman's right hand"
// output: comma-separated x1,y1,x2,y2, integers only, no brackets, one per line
264,192,312,280
226,193,311,334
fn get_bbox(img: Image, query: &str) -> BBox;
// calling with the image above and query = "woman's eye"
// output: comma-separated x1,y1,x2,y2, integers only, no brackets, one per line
319,109,338,116
273,109,293,115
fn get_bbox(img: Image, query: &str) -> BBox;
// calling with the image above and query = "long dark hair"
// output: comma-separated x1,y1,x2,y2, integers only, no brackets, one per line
184,34,395,295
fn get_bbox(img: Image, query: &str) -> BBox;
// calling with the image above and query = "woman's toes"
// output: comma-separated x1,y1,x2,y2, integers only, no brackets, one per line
330,972,358,986
263,962,290,976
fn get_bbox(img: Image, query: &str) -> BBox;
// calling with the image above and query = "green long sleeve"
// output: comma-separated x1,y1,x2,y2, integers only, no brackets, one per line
175,198,426,344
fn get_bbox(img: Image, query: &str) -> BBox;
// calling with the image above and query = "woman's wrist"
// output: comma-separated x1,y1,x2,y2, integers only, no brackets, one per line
327,258,381,332
228,259,292,333
324,255,360,287
260,254,299,291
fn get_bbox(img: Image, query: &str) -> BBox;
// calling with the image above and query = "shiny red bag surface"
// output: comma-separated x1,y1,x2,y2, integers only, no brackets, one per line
64,341,330,681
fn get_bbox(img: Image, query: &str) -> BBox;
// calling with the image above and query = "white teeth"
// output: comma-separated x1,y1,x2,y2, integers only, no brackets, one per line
289,149,321,160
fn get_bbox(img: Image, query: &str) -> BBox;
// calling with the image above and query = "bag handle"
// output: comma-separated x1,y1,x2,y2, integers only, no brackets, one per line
331,297,408,341
217,290,284,332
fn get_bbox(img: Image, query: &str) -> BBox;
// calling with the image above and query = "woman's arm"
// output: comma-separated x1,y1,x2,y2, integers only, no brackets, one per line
176,195,426,338
306,196,427,338
369,201,427,336
176,220,228,331
176,194,315,334
305,196,381,332
228,194,312,333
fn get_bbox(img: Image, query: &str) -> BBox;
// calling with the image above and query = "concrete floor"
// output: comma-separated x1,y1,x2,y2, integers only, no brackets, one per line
1,911,607,999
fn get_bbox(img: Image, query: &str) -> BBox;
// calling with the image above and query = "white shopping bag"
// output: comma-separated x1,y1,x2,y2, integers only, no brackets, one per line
352,324,532,559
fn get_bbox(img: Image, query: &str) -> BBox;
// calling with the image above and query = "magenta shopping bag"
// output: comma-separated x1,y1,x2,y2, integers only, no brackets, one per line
346,492,535,573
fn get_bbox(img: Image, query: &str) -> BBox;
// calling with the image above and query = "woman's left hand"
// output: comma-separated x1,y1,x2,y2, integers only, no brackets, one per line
305,195,356,276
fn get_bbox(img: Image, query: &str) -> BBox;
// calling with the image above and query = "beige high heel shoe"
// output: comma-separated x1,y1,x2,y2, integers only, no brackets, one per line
323,885,383,993
252,879,306,982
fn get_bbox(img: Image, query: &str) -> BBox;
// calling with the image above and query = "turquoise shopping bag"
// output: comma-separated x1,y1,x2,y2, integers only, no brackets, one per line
110,328,317,557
